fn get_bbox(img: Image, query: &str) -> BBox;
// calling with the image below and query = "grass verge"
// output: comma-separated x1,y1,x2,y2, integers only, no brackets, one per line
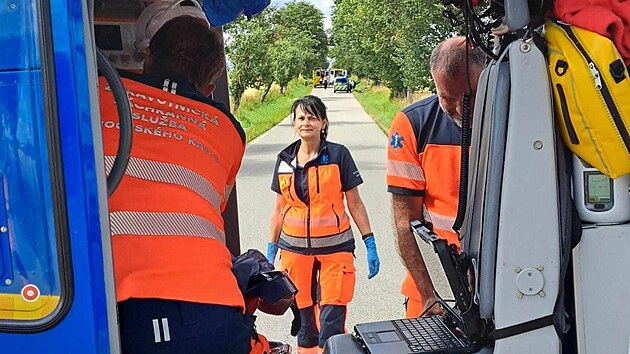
352,82,432,133
234,78,312,142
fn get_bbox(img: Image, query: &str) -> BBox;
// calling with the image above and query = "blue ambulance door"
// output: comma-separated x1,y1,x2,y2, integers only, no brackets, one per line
0,0,119,352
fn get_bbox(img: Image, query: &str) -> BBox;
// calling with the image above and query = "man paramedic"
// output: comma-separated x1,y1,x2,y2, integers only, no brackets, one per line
99,2,251,353
386,37,485,318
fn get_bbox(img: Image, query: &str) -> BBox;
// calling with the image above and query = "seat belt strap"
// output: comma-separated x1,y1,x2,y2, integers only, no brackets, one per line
493,315,554,339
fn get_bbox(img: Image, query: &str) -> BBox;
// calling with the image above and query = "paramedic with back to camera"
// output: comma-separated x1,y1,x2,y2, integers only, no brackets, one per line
98,3,253,353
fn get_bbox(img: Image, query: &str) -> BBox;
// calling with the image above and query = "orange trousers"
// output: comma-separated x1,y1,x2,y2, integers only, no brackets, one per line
280,251,356,309
280,250,355,352
405,297,424,318
402,271,424,318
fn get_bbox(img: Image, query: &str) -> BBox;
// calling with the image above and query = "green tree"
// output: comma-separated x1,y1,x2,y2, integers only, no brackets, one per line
225,8,275,109
226,3,327,105
270,35,309,94
273,1,328,74
391,0,453,98
331,0,403,95
331,0,451,100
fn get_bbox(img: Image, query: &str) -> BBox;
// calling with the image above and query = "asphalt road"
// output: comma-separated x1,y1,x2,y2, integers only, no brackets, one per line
236,87,450,347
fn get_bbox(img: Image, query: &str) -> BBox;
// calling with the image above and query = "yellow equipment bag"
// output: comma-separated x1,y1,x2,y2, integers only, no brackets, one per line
545,21,630,178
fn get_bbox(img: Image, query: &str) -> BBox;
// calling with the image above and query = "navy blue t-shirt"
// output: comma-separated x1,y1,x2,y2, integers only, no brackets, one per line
271,140,363,204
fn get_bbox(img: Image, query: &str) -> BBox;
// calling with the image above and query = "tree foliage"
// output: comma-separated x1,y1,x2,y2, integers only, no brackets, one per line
225,9,275,108
225,2,327,108
331,0,452,98
273,1,328,75
226,0,452,106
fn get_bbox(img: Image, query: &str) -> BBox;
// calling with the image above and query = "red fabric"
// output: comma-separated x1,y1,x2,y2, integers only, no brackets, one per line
554,0,630,65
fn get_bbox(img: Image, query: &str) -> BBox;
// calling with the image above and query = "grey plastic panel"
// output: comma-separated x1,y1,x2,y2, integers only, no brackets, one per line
492,38,561,354
322,333,364,354
461,54,511,320
503,0,530,31
493,39,560,331
461,65,491,259
479,62,510,319
573,224,630,354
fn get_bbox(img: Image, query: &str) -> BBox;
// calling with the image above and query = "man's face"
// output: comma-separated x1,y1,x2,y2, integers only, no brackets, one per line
432,66,481,126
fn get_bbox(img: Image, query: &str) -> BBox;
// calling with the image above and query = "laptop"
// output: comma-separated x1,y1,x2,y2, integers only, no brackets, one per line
353,221,482,354
354,300,474,353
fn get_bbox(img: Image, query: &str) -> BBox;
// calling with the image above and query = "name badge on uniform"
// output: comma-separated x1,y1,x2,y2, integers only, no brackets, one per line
280,177,291,191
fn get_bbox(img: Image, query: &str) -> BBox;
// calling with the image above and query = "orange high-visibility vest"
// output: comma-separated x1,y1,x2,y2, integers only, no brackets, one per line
278,165,351,237
274,141,358,253
386,96,462,302
99,76,245,309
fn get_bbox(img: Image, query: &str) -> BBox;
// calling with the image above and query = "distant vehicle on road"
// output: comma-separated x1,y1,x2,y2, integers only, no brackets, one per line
312,67,326,87
334,77,351,93
328,68,347,84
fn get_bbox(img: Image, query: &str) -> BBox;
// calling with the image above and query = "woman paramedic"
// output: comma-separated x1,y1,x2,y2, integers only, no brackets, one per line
266,95,380,353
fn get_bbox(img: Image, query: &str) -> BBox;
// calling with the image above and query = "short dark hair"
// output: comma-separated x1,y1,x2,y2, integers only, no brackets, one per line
147,16,225,93
429,37,486,77
291,95,328,140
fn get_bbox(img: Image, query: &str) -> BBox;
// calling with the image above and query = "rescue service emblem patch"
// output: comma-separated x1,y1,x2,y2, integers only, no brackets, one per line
390,132,404,152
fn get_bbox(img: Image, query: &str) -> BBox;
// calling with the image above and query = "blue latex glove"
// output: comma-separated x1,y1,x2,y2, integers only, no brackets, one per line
266,242,279,265
363,235,380,279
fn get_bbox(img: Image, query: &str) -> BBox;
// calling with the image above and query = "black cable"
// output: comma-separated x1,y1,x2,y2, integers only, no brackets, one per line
468,4,499,61
443,8,464,27
453,93,471,234
442,1,499,60
452,1,473,234
96,48,133,197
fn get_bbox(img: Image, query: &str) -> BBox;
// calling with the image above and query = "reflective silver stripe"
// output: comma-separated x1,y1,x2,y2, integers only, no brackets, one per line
310,213,350,228
170,82,177,94
386,159,425,181
280,228,354,249
283,214,306,228
423,206,431,222
224,184,234,202
284,212,350,229
310,215,338,228
110,211,225,244
161,318,171,342
105,156,223,212
152,319,161,343
162,79,170,92
426,210,456,232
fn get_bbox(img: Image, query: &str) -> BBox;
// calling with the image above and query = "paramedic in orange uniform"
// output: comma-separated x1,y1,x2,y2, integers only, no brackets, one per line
99,2,253,353
386,37,485,318
267,95,380,354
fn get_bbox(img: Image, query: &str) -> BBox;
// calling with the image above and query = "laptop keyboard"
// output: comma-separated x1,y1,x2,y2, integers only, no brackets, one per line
393,317,465,352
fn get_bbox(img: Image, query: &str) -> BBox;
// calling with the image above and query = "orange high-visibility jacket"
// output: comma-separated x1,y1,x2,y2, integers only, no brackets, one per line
271,140,363,254
99,72,246,309
386,96,462,301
